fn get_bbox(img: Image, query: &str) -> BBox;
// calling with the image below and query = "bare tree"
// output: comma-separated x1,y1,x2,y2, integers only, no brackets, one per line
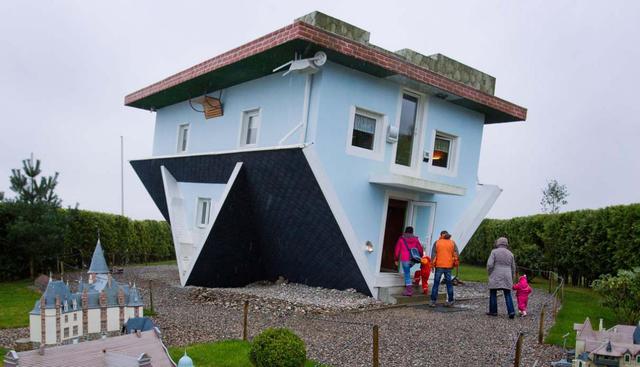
541,179,569,214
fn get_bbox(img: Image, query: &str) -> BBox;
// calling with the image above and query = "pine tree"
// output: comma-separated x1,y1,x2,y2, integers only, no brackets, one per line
9,155,61,207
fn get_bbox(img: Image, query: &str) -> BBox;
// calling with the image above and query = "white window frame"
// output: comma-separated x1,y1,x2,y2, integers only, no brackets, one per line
427,130,460,177
238,108,261,147
390,89,428,177
195,197,212,228
345,106,386,161
176,123,190,154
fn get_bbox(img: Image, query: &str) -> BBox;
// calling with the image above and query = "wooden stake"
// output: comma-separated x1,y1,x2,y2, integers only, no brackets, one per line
243,301,249,341
538,305,545,344
552,296,558,320
548,273,552,293
514,332,523,367
149,280,154,313
372,325,379,367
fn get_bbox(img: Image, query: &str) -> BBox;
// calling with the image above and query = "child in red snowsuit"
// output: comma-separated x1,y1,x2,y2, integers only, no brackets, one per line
512,275,532,316
413,256,432,294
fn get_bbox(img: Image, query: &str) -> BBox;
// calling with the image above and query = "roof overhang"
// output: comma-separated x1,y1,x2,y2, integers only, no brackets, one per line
125,21,527,124
369,173,466,196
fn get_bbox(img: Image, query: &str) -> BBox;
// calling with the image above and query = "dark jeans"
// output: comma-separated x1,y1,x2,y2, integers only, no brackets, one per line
431,268,454,303
489,288,515,315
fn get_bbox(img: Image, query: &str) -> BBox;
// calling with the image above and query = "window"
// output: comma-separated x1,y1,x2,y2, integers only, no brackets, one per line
64,315,68,323
73,325,78,336
72,299,77,310
624,354,630,363
196,198,212,227
177,123,189,153
636,355,640,363
73,313,77,321
432,135,452,168
352,112,376,150
63,301,68,312
429,131,459,176
346,107,384,160
64,327,69,338
395,94,419,167
240,109,260,147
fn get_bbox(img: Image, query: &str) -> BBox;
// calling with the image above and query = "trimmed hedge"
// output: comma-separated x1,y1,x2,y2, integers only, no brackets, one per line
0,202,173,280
461,203,640,285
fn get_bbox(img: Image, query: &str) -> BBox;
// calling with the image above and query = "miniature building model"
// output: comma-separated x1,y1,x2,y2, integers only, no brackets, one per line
5,328,172,367
126,11,527,299
573,317,640,366
29,239,143,346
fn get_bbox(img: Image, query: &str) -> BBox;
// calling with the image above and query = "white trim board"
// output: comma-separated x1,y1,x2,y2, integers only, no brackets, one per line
134,143,306,162
369,173,466,196
161,162,244,286
302,145,376,297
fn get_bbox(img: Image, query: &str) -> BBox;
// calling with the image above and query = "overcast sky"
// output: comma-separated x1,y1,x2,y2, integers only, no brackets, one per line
1,1,638,220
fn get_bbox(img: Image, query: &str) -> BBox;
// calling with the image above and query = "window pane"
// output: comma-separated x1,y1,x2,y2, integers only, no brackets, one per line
395,95,418,166
432,137,451,168
200,201,208,225
246,127,257,145
352,130,374,150
179,126,189,152
352,113,376,150
354,114,376,134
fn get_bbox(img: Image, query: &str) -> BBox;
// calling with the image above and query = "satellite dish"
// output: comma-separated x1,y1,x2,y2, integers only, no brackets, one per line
313,51,327,67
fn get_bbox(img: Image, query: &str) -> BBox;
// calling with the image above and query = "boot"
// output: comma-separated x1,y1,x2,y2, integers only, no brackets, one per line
402,285,413,296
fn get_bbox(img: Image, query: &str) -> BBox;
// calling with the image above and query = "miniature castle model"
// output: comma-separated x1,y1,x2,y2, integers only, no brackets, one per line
573,317,640,366
29,238,144,346
126,11,527,299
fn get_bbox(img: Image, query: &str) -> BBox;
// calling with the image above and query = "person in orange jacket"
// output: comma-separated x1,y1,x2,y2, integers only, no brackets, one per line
429,230,459,307
413,256,432,294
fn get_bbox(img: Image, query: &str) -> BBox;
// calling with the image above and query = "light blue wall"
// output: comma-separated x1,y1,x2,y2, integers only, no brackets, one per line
310,62,485,276
152,72,307,156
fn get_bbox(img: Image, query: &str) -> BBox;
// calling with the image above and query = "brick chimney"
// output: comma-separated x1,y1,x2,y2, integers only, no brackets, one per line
99,291,107,333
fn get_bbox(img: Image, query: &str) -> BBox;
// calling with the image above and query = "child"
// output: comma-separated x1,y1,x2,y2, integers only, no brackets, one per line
512,274,532,316
412,256,432,294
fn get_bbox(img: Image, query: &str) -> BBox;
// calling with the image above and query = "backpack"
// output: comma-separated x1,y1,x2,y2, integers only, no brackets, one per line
402,238,422,265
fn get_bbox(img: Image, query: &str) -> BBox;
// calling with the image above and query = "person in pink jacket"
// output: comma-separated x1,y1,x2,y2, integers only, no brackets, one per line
394,226,424,296
512,275,533,316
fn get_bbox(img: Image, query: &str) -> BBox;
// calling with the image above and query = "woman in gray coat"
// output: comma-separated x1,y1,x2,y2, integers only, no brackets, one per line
486,237,516,318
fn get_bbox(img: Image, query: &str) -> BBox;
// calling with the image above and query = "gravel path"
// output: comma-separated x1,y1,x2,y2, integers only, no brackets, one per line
123,265,563,366
1,264,563,366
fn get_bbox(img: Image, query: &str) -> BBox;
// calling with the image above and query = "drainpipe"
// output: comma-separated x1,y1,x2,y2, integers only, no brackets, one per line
300,73,313,144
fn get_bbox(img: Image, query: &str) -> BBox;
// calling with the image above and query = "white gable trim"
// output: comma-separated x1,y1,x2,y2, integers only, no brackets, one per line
302,145,376,297
161,162,244,286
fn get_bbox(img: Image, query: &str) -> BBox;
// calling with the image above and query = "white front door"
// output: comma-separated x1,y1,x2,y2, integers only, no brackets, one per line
408,201,436,254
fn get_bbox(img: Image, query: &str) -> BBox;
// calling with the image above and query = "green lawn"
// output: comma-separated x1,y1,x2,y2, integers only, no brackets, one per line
545,287,616,346
0,347,7,356
0,280,40,329
169,340,329,367
458,264,617,347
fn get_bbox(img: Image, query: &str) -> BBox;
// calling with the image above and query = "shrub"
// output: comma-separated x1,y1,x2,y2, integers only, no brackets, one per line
249,328,306,367
592,267,640,324
461,203,640,285
0,202,174,280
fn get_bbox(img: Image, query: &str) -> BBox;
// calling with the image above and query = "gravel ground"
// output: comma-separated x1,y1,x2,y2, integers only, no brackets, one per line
123,265,563,366
0,327,28,349
1,264,564,366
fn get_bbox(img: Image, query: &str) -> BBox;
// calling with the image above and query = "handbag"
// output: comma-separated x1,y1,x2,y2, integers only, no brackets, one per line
402,238,422,265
